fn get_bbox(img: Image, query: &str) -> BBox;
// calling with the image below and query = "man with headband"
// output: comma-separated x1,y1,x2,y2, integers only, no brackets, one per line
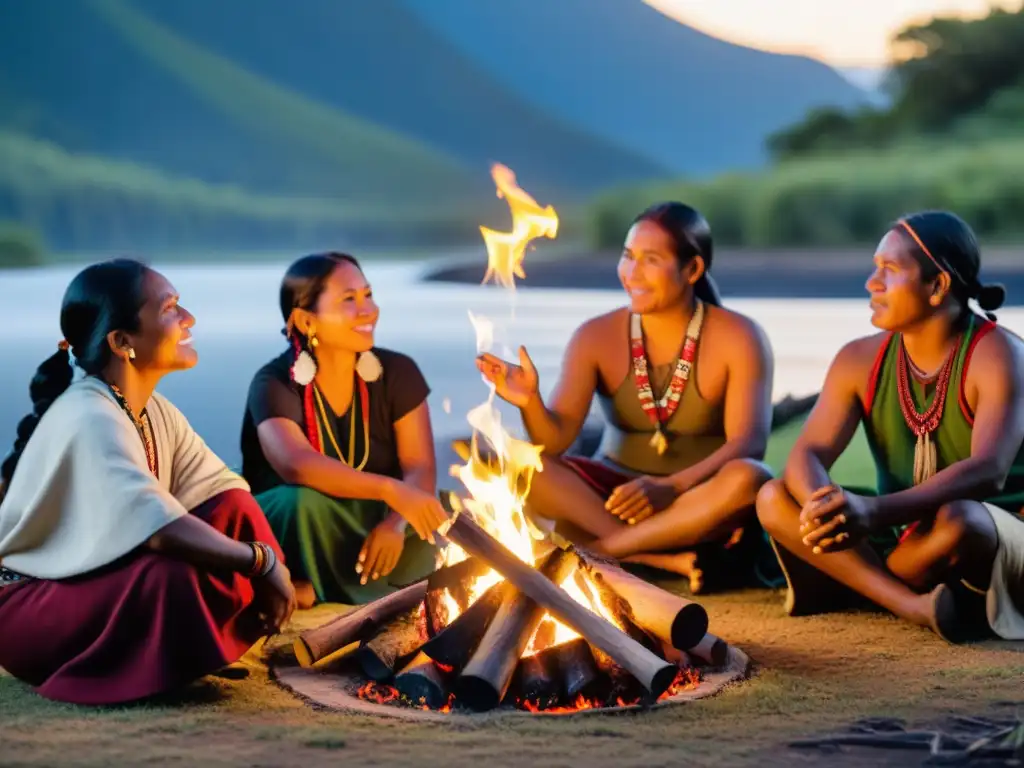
756,210,1024,642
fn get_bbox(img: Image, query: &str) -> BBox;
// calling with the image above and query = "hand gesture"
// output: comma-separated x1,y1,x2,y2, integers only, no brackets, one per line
476,346,539,408
799,484,874,553
357,513,407,585
253,558,297,636
605,476,678,525
384,481,449,544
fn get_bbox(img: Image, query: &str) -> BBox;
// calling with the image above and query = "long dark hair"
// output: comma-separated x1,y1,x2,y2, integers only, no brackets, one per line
0,259,150,486
895,210,1006,321
632,202,722,306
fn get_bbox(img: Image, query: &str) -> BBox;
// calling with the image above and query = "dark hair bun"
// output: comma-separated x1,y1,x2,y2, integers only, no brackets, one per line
977,283,1006,312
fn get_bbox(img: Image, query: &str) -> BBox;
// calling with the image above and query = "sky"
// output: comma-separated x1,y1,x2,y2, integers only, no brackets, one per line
646,0,1021,67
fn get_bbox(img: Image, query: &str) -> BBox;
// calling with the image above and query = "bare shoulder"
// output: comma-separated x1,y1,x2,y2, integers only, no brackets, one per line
704,304,769,353
971,323,1024,372
573,307,629,348
826,332,890,392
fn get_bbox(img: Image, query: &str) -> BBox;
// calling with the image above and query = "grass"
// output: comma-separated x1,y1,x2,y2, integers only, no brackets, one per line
2,417,1019,766
3,595,1021,767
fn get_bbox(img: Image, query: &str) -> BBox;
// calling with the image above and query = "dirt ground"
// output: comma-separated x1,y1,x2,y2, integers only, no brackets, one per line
2,585,1021,768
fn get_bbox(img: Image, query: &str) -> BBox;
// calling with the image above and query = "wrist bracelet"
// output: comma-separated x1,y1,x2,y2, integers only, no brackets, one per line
247,542,277,578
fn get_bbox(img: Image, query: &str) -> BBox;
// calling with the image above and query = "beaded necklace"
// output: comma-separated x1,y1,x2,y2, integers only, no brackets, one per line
630,299,705,455
106,382,158,476
895,338,959,485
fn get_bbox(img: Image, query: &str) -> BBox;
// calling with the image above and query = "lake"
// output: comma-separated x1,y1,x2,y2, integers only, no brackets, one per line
2,260,1022,472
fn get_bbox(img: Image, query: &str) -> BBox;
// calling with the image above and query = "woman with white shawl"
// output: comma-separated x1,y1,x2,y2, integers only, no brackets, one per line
0,259,296,705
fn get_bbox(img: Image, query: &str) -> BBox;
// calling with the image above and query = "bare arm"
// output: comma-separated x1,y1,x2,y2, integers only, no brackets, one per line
146,514,260,571
521,325,600,454
872,332,1024,527
666,318,774,492
784,339,871,506
256,418,398,502
386,401,437,529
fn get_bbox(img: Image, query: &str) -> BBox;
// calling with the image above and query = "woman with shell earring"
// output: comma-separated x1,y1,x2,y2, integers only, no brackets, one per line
240,253,448,607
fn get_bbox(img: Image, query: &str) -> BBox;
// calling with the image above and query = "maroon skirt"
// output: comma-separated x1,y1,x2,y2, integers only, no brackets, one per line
0,489,282,705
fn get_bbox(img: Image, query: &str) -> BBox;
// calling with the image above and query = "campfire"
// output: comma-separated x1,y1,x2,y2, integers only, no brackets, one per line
290,165,740,715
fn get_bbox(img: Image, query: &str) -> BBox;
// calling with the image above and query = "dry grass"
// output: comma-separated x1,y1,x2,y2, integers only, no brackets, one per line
2,592,1021,768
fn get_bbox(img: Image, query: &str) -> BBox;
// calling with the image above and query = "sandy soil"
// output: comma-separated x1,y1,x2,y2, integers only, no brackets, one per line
2,586,1021,768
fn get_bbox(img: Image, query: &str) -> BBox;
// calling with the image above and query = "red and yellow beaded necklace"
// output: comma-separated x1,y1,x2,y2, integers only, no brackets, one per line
630,299,705,455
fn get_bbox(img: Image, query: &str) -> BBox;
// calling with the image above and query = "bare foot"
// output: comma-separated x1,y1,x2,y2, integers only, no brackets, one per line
295,581,317,610
624,552,704,593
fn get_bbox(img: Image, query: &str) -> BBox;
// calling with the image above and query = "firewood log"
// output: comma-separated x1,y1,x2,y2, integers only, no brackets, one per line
293,581,427,667
688,632,729,666
575,547,709,650
456,549,577,711
354,606,426,682
394,651,451,710
513,648,561,709
419,580,508,670
437,506,677,702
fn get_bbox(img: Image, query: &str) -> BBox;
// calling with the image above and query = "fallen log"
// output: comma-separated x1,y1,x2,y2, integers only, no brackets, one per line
457,550,577,711
513,648,561,709
438,502,677,702
688,633,729,667
576,547,709,650
555,637,600,700
394,651,452,710
419,580,508,670
354,606,425,682
294,580,427,667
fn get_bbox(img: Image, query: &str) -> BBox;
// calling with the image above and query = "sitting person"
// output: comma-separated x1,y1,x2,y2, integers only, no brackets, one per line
756,210,1024,642
476,202,775,592
240,252,448,607
0,259,296,706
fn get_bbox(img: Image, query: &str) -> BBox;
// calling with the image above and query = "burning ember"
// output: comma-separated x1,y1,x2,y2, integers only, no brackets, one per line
291,165,736,716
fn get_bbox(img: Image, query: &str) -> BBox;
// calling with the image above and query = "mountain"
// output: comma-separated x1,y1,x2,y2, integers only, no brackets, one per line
838,66,891,105
0,0,873,252
398,0,870,175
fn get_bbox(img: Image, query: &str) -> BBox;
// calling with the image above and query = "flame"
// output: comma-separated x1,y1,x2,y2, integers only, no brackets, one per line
440,164,622,661
479,163,558,290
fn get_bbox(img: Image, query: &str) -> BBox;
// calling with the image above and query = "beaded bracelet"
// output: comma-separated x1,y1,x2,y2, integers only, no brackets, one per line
247,542,277,578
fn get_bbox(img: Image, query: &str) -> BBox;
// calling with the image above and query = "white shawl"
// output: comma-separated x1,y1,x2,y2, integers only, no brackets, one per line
0,377,248,579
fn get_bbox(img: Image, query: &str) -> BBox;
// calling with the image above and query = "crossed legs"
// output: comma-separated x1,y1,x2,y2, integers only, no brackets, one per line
525,455,772,589
755,478,998,639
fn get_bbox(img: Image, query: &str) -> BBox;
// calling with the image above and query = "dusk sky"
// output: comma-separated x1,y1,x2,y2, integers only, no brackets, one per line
646,0,1021,66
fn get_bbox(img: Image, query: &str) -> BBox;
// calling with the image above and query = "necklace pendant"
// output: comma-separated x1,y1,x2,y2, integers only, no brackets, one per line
649,426,669,456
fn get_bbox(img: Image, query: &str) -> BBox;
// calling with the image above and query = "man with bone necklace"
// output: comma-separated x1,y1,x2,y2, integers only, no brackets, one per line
757,210,1024,642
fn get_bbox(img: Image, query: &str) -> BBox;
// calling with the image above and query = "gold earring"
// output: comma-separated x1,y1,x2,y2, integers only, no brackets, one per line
309,330,319,349
128,347,136,360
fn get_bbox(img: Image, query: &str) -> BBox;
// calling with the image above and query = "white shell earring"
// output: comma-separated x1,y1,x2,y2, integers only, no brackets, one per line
356,351,383,382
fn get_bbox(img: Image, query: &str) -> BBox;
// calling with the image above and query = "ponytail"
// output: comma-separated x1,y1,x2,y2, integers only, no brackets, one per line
0,346,75,486
695,273,722,307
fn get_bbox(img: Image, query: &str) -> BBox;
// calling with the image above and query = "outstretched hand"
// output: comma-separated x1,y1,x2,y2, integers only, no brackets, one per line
476,346,539,408
799,484,874,553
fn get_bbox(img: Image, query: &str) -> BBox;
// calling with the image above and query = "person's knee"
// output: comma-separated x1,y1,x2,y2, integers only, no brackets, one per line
755,478,796,534
720,458,774,502
933,500,995,550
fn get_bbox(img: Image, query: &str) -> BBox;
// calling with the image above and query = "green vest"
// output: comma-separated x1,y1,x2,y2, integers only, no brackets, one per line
863,313,1024,512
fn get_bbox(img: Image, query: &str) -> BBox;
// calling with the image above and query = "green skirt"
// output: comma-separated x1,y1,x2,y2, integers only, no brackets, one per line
255,485,439,605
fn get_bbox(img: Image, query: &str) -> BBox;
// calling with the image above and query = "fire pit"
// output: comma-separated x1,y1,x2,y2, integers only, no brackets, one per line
273,506,751,719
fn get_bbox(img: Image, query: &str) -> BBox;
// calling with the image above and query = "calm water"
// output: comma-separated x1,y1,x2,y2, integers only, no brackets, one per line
2,261,1022,471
